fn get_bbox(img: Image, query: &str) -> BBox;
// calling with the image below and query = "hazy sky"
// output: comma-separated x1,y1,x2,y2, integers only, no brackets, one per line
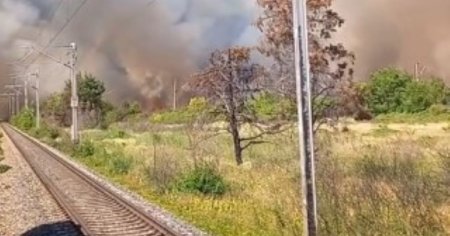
1,0,449,110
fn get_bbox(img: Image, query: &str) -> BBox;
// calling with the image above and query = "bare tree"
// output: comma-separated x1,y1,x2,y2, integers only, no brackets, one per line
189,47,282,165
256,0,355,125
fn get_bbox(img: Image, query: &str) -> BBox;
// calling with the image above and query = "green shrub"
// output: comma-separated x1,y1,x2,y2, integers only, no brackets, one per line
11,109,35,130
151,110,193,124
428,104,450,115
364,68,449,115
365,68,412,115
402,79,448,113
100,110,120,129
107,129,128,139
176,166,227,196
30,123,61,140
150,97,214,124
73,140,96,158
249,93,296,121
110,157,132,175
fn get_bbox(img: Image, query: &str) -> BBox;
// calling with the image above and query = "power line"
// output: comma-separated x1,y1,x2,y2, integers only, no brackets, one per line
43,0,88,49
24,0,88,68
36,0,66,46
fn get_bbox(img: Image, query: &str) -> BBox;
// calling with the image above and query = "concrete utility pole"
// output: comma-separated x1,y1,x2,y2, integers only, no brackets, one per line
172,79,177,110
9,95,14,117
5,85,23,114
30,70,40,129
11,95,15,116
292,0,318,236
0,93,15,118
69,42,79,144
27,43,79,143
24,76,29,109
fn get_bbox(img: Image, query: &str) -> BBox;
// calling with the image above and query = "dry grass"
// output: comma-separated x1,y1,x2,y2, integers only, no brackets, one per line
35,122,450,235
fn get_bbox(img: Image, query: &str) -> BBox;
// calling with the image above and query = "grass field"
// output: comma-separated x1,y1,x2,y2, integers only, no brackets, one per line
33,121,450,235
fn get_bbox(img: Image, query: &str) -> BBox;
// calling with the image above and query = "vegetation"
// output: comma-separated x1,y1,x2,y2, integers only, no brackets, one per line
176,166,227,196
256,0,355,121
150,97,212,124
364,68,449,115
189,47,286,165
21,124,450,235
100,101,143,129
42,73,108,127
8,0,450,235
0,164,11,174
0,133,10,175
11,108,35,131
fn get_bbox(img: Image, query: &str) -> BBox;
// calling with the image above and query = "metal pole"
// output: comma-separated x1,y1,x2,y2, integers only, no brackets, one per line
292,0,318,235
70,42,79,144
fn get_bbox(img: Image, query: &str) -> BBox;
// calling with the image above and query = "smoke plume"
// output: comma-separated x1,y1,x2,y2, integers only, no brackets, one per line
1,0,450,113
334,0,450,82
1,0,258,110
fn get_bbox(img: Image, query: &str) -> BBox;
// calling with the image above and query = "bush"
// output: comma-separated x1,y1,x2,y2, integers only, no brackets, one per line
428,104,450,115
176,166,227,196
110,156,132,175
73,140,96,158
249,93,296,121
150,97,214,124
364,68,412,115
107,129,128,139
364,68,449,115
100,110,120,129
402,79,448,113
11,109,35,131
30,123,61,140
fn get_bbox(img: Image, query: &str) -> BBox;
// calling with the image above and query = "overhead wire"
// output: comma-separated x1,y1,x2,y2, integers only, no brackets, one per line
36,0,66,46
24,0,89,68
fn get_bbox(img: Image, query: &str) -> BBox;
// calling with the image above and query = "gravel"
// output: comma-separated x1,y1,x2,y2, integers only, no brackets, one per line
15,127,208,236
0,128,81,236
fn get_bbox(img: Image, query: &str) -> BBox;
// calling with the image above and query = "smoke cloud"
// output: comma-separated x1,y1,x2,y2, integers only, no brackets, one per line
7,0,258,110
1,0,450,113
334,0,450,82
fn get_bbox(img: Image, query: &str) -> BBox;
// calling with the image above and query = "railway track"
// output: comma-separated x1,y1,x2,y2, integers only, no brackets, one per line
2,124,179,236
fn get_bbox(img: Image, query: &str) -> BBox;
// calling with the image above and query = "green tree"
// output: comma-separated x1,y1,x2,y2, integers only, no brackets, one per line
364,68,449,115
402,78,447,113
365,68,412,115
65,73,106,112
64,73,106,126
42,92,70,126
77,73,106,111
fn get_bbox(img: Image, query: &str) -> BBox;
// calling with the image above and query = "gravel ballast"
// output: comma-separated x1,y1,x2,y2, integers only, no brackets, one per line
11,126,207,236
0,128,80,236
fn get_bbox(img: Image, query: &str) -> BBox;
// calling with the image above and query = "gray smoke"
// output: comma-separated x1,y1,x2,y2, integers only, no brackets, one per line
1,0,258,109
2,0,450,113
334,0,450,82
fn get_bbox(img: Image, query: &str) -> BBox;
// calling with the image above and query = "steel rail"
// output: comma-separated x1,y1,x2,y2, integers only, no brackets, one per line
2,124,179,236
